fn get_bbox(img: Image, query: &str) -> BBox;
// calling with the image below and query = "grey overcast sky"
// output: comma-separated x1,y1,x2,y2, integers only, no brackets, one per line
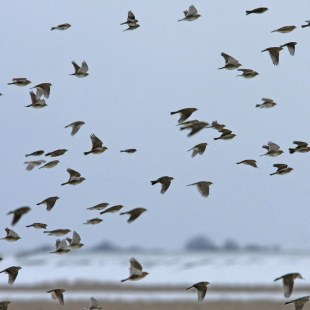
1,0,310,253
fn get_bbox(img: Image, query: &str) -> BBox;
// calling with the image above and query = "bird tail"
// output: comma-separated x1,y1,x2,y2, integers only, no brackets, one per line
7,82,14,85
301,25,309,28
186,286,193,290
151,180,158,185
61,182,67,186
256,104,261,108
245,11,251,15
121,278,128,282
84,151,90,155
214,137,220,140
289,148,295,154
218,66,225,69
170,111,177,115
236,162,241,164
270,172,276,176
120,22,127,25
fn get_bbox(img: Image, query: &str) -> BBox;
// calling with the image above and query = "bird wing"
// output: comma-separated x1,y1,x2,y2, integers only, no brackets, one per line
8,229,19,238
72,231,81,244
262,98,274,103
196,182,211,197
128,10,136,20
287,44,296,56
221,53,239,65
197,287,207,302
269,49,280,65
293,300,308,310
283,277,294,298
160,180,171,194
34,83,51,99
187,5,198,16
72,61,80,72
11,213,22,226
130,257,143,276
80,61,88,73
8,271,18,285
54,291,64,305
127,209,142,223
90,297,99,309
294,141,307,146
90,134,103,149
67,168,81,178
273,164,288,169
268,141,280,151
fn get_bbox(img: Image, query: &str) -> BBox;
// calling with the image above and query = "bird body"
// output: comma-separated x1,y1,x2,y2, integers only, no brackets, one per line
84,218,103,225
120,148,137,153
44,229,70,236
37,196,59,211
237,69,259,78
178,5,201,22
214,129,236,140
84,134,107,155
7,206,31,225
1,228,20,242
289,141,310,154
270,164,293,176
25,150,44,157
188,143,207,157
219,53,241,70
26,223,47,229
45,149,67,157
87,203,109,210
0,266,22,285
8,78,31,86
256,98,276,109
187,181,213,197
61,168,86,186
65,121,85,136
151,176,174,194
186,281,209,302
272,26,296,33
170,108,197,124
121,257,148,282
51,23,71,31
246,7,268,15
47,289,66,305
71,61,89,77
100,205,124,215
236,160,258,168
274,273,303,297
39,160,60,169
120,208,147,223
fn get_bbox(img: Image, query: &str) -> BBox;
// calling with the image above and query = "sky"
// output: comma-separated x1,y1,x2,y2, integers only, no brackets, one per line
1,0,310,254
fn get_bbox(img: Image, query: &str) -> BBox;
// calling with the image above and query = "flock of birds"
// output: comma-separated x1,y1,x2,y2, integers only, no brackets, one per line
1,3,310,310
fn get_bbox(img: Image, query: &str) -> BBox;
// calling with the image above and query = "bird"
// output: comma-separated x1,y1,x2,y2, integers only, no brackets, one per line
272,26,296,33
66,231,84,249
289,141,310,154
65,121,85,136
25,150,44,157
82,297,102,310
186,282,210,302
31,83,52,98
84,218,103,225
37,196,59,211
26,223,47,229
7,206,31,226
214,129,236,140
0,266,22,285
8,78,31,86
236,160,258,168
246,7,268,15
210,121,226,131
120,148,137,154
87,203,109,211
45,149,67,157
219,53,242,70
39,160,60,169
285,296,310,310
261,141,283,157
84,134,108,155
46,289,66,305
24,160,46,171
151,176,174,194
0,301,11,310
87,203,109,210
70,61,89,77
301,21,310,28
61,168,86,186
187,181,213,198
1,228,20,242
281,42,297,56
181,121,210,137
120,208,147,223
261,47,283,65
44,229,70,236
121,257,149,282
256,98,276,109
237,69,259,78
270,164,293,176
50,239,71,255
25,90,47,108
188,143,208,157
170,108,198,124
51,23,71,31
274,273,304,298
100,205,124,215
178,5,201,22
